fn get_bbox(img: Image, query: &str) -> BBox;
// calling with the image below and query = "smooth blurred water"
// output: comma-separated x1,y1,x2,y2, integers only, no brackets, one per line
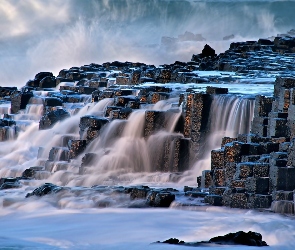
0,1,293,249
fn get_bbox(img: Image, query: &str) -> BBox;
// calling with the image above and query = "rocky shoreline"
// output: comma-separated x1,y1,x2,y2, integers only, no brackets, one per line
1,32,295,216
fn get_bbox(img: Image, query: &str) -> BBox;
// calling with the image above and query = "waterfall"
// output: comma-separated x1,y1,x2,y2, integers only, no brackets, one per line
206,94,255,152
67,103,184,186
182,94,255,183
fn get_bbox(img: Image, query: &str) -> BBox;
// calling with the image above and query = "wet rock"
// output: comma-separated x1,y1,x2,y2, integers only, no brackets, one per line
0,87,17,100
269,166,295,193
209,231,268,246
201,44,216,58
44,97,63,109
68,139,87,159
0,181,21,190
185,191,208,198
182,92,212,155
21,169,36,179
11,90,34,114
146,190,175,207
245,177,269,194
248,194,272,209
26,183,64,197
206,86,228,95
211,149,225,170
39,109,70,130
39,76,57,88
201,170,212,188
204,194,222,206
80,153,97,174
157,231,268,247
79,115,109,140
48,147,70,162
26,72,54,88
130,186,150,200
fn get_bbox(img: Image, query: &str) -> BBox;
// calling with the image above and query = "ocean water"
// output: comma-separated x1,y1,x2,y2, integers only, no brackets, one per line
1,0,295,249
1,0,295,86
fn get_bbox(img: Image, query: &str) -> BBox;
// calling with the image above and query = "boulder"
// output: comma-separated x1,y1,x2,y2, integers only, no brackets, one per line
157,231,268,247
209,231,268,246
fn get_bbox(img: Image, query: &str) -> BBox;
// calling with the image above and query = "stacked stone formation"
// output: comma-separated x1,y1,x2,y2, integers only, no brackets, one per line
191,36,295,74
1,33,295,212
201,77,295,212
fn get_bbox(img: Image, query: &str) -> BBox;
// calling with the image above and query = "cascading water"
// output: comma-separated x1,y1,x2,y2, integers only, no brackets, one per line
205,94,255,153
65,99,183,187
181,94,255,183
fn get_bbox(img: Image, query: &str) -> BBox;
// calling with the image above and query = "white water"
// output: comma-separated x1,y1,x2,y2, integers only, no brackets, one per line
0,83,291,249
0,204,295,249
1,0,294,86
180,95,255,183
1,0,294,248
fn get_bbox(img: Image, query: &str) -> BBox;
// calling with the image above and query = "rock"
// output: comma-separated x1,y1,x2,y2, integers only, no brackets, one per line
209,231,268,246
68,139,87,159
26,72,54,88
79,115,109,140
0,178,21,190
130,186,150,200
157,231,268,247
39,109,70,130
204,195,222,206
48,147,70,161
26,183,64,197
10,90,34,114
39,76,57,88
146,191,175,207
201,44,216,58
0,182,21,190
0,86,17,100
21,169,36,179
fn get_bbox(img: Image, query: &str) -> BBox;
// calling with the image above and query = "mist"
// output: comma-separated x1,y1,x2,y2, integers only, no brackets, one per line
1,0,294,86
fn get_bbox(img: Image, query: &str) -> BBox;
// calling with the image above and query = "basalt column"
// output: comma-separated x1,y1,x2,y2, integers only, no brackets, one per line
182,91,212,158
202,77,295,212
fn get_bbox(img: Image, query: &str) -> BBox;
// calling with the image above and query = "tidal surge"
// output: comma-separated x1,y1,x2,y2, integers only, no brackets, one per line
1,0,295,86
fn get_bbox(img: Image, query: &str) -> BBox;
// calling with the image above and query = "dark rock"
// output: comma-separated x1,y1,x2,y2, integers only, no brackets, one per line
79,115,109,140
209,231,268,246
146,191,175,207
201,44,216,58
0,182,21,190
26,183,64,197
0,87,17,99
157,231,267,247
21,169,36,179
39,76,57,88
48,147,70,161
130,186,150,200
204,195,223,206
162,238,184,244
0,177,19,185
39,109,70,130
206,86,228,95
10,90,34,114
68,139,87,159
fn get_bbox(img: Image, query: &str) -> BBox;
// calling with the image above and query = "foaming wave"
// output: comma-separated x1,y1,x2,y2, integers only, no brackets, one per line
1,0,295,86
